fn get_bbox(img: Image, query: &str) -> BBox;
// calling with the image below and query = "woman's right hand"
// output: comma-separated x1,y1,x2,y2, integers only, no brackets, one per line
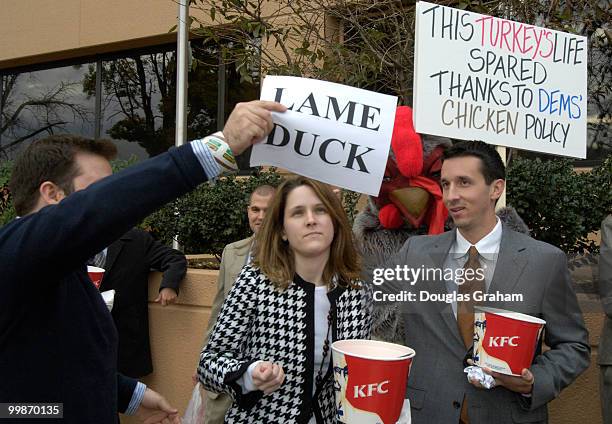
251,361,285,394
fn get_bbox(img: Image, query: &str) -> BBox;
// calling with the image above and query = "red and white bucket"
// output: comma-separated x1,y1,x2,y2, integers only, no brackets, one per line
331,339,415,424
473,307,545,376
87,265,105,290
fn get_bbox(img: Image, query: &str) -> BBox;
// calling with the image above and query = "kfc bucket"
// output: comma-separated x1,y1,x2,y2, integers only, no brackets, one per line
473,307,545,376
331,339,415,424
87,266,105,289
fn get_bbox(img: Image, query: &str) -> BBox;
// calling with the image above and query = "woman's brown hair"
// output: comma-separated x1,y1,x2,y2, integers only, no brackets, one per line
253,176,361,290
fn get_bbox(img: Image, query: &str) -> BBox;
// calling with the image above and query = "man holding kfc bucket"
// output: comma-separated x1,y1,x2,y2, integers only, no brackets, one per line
372,140,590,424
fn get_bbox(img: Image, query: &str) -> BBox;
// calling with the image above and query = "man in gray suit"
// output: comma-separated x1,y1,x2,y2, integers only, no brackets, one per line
599,214,612,424
373,140,590,423
202,184,275,423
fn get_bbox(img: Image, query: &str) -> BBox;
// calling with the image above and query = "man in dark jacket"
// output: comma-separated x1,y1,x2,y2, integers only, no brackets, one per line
98,227,186,378
0,100,284,423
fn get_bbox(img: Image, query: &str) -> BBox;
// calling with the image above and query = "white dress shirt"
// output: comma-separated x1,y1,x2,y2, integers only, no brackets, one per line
443,218,502,317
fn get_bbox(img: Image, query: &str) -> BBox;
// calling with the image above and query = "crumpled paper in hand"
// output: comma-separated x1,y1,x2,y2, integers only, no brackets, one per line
100,289,115,312
464,366,496,389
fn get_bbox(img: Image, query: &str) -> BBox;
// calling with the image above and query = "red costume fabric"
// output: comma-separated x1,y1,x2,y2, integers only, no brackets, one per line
375,106,447,235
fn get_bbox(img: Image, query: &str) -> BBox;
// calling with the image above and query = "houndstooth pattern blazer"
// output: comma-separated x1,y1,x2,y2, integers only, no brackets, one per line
198,264,372,423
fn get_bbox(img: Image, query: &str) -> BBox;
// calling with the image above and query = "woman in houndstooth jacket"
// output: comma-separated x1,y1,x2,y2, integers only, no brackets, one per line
198,176,372,423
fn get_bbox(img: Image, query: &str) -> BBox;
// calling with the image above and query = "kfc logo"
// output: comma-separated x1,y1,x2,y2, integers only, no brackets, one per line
488,336,519,347
353,380,390,398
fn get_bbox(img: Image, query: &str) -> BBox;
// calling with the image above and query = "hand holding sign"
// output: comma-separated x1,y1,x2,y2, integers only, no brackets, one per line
252,76,398,196
222,100,287,155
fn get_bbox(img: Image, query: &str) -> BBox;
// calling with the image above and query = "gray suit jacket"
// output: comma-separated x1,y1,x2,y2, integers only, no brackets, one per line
203,236,253,424
206,235,253,341
599,215,612,365
374,225,590,424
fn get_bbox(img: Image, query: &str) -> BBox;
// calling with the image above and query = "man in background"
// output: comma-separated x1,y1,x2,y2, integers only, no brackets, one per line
96,226,187,378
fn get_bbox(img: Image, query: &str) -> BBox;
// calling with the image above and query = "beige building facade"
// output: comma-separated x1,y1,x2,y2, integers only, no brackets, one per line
0,0,180,68
0,0,259,163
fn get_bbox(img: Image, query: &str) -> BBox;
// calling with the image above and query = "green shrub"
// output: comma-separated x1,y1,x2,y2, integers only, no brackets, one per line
111,156,139,173
142,170,366,256
507,155,611,255
143,169,283,256
0,161,16,226
339,189,362,226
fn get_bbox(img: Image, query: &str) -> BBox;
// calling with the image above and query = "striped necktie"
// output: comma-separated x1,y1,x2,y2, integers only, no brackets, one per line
457,245,485,424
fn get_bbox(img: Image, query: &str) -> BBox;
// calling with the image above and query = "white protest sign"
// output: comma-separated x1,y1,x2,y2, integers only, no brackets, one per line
413,1,587,158
251,76,398,196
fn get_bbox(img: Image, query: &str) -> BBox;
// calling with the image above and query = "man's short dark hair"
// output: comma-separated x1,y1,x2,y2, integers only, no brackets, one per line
9,135,117,216
442,140,505,184
249,184,276,204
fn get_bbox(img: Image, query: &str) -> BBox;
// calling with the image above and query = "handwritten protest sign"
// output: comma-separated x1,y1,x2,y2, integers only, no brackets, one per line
413,1,587,158
251,76,398,195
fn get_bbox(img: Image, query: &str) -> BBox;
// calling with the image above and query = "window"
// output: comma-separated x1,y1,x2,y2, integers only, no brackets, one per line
0,41,261,166
95,50,179,159
0,64,95,159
